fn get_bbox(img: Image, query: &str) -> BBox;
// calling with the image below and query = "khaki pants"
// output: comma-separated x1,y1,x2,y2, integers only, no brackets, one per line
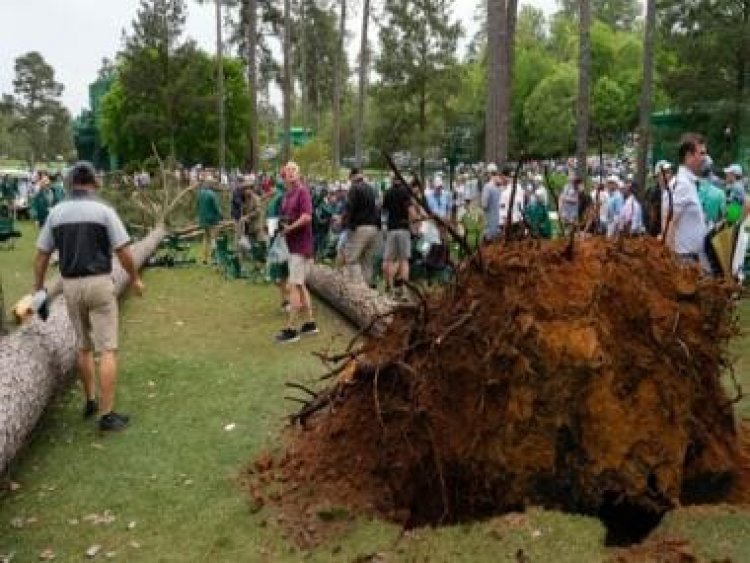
203,227,217,263
62,275,118,352
344,225,380,286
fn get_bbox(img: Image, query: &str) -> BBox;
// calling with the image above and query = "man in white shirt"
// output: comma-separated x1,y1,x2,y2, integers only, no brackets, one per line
618,181,645,235
667,133,708,268
590,182,609,234
498,166,524,236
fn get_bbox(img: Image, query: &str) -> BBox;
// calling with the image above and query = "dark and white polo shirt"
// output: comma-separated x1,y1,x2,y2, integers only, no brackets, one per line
37,189,131,278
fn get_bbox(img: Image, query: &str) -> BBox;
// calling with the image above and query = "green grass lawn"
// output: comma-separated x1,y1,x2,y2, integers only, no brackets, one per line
0,220,41,313
1,243,750,561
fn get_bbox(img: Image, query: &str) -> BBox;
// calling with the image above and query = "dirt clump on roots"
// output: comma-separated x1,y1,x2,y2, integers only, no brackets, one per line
248,237,747,545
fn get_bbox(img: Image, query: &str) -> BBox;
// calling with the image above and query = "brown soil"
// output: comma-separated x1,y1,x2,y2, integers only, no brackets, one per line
608,536,698,562
247,237,747,547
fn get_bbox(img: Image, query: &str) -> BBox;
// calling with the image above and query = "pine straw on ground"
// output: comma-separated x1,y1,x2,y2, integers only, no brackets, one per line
245,237,749,547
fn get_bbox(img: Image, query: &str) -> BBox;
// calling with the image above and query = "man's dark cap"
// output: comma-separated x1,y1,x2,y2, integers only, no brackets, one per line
68,161,97,187
349,168,361,178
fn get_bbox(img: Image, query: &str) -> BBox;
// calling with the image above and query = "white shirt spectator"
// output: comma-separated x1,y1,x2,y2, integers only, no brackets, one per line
669,165,706,257
499,184,525,225
592,188,609,225
619,194,645,234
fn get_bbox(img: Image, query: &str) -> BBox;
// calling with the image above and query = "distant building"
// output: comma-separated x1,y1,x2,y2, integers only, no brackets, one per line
73,77,116,171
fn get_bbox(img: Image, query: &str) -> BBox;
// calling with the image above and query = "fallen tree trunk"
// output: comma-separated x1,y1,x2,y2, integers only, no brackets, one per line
0,224,167,474
306,264,395,333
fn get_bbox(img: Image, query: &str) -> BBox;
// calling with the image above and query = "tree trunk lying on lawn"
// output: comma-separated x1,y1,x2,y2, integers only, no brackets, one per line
0,224,167,474
305,263,395,333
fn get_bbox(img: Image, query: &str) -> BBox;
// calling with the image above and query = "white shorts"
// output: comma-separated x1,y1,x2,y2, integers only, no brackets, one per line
288,254,312,286
267,217,280,239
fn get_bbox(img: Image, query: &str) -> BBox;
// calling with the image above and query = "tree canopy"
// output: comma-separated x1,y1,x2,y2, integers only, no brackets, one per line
99,0,251,167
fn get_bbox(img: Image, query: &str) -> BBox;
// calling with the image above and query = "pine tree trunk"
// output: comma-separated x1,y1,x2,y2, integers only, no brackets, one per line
306,264,393,333
576,0,591,179
497,0,517,162
636,0,656,194
216,0,227,174
282,0,292,162
332,0,346,171
485,0,508,164
0,225,167,473
247,0,259,171
355,0,370,169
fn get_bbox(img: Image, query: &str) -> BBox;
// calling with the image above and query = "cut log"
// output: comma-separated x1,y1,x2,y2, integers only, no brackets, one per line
0,225,167,473
306,264,395,333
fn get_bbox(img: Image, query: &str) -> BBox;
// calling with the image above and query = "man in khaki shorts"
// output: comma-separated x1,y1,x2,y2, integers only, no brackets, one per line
382,176,417,299
33,162,144,432
275,162,318,344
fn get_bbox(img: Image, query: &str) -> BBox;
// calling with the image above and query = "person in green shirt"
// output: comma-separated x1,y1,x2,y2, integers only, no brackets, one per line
697,170,726,228
50,173,66,205
196,175,223,264
266,180,285,237
524,191,553,239
0,175,10,200
31,175,54,227
266,180,289,309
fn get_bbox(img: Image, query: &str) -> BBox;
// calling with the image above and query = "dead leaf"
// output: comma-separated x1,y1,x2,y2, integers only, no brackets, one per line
0,551,15,563
224,423,236,432
128,541,141,549
67,518,79,526
85,545,101,559
38,549,55,561
10,517,24,529
105,553,116,559
9,482,21,492
127,521,136,531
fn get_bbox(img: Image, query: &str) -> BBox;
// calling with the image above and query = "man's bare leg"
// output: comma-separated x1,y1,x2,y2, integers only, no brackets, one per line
99,350,118,415
77,349,96,401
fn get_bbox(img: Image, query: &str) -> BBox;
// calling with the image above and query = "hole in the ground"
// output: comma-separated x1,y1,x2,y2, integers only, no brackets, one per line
397,464,668,547
598,497,665,547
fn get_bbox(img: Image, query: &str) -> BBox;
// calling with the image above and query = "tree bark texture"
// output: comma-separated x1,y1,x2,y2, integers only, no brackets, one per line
575,0,591,179
636,0,656,194
485,0,509,165
332,0,346,171
216,0,227,174
246,0,259,171
499,0,518,161
306,264,394,333
0,225,167,474
282,0,292,163
355,0,370,169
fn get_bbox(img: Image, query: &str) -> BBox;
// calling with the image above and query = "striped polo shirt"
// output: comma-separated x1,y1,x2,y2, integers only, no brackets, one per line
37,189,131,278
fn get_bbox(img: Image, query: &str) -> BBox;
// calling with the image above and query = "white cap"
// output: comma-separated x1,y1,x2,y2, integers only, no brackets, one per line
725,164,743,177
654,160,672,175
605,174,622,187
486,163,498,174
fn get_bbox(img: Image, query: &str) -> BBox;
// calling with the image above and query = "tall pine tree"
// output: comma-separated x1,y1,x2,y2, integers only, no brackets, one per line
375,0,461,178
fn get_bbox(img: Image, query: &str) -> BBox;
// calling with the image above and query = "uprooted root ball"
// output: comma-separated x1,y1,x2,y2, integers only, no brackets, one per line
250,237,747,543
